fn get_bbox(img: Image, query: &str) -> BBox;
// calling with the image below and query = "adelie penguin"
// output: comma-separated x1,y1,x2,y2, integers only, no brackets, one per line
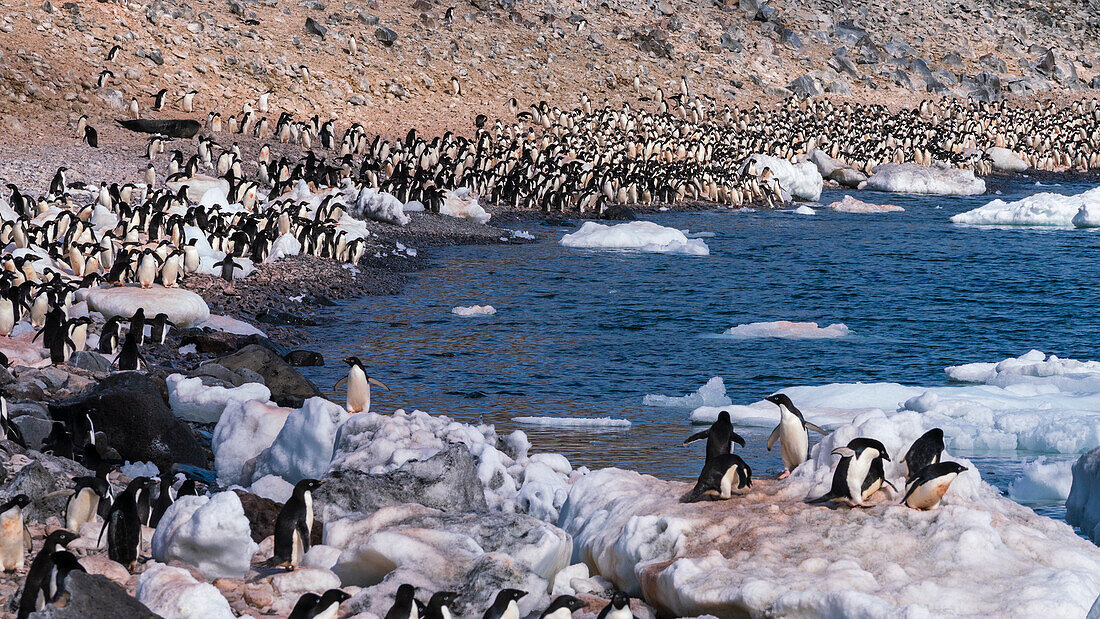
150,312,173,345
385,584,420,619
902,428,945,482
682,410,745,462
596,592,633,619
83,125,98,148
0,396,27,447
483,589,526,619
765,393,827,478
213,254,243,286
17,529,79,619
903,461,967,510
335,356,389,413
65,475,110,532
808,438,894,508
682,453,752,503
425,591,459,619
289,588,351,619
100,476,156,572
0,494,31,571
540,595,585,619
262,478,323,569
114,330,147,371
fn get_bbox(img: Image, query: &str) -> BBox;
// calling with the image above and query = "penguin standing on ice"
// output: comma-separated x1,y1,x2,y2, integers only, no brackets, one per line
765,393,827,478
0,494,31,571
807,438,894,507
539,595,585,619
335,356,388,413
682,410,745,462
384,584,420,619
17,529,79,619
903,461,967,510
681,453,752,502
262,478,323,569
902,428,945,481
483,589,526,619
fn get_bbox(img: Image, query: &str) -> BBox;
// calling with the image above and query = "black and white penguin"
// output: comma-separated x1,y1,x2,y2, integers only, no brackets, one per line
539,595,585,619
902,428,945,481
153,88,168,111
65,475,110,532
682,410,745,462
149,475,175,528
596,592,632,619
765,393,827,478
128,308,147,346
265,478,323,569
0,397,27,447
16,529,79,619
98,315,122,355
0,494,31,571
114,331,146,371
903,461,967,510
807,438,894,507
384,584,420,619
83,125,98,148
335,356,388,413
682,453,753,503
425,591,459,619
43,551,85,607
100,476,155,572
212,254,242,284
482,589,527,619
289,588,351,619
149,313,172,345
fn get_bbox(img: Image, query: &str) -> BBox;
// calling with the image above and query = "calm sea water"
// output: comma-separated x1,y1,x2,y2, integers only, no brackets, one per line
299,178,1099,529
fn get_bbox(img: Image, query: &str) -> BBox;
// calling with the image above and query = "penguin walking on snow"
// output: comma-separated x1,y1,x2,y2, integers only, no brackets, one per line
765,393,827,478
483,589,527,619
17,529,79,619
682,410,745,462
385,584,420,619
596,592,633,619
335,356,388,413
807,438,894,508
289,588,351,619
100,476,155,572
903,461,967,510
681,453,752,502
213,254,243,286
540,595,585,619
262,478,323,569
0,494,31,571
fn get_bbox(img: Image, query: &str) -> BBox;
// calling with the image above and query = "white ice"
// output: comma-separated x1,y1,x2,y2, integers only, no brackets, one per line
212,399,293,486
826,195,904,213
561,221,710,256
986,147,1029,173
951,186,1100,227
265,233,302,263
195,314,267,337
351,187,411,226
1008,457,1074,502
167,374,271,424
84,285,211,327
1069,448,1100,543
250,397,349,485
716,320,850,340
440,188,491,224
643,377,732,409
452,305,497,316
248,474,294,503
119,461,160,479
865,163,987,195
136,562,234,619
151,491,258,579
792,205,815,215
748,154,823,201
513,417,631,428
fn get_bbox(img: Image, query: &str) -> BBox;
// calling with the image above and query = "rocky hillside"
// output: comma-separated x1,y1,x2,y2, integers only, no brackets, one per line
0,0,1097,142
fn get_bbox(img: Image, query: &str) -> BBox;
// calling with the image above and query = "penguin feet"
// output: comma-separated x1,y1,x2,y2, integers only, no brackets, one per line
778,471,790,480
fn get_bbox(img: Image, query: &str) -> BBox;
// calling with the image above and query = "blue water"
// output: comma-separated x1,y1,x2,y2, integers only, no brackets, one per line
299,178,1099,529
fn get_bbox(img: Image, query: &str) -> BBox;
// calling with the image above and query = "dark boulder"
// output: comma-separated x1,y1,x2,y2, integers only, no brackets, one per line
27,572,158,618
216,345,320,407
284,350,325,367
115,118,201,138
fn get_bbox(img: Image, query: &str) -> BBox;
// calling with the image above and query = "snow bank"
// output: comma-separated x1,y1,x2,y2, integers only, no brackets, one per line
560,412,1100,616
561,221,710,256
266,233,302,263
212,399,293,486
748,154,823,201
951,187,1100,227
1008,458,1074,502
167,374,271,424
1068,448,1100,543
441,188,491,224
120,461,160,479
85,285,210,327
718,321,850,339
195,314,267,337
136,563,234,619
826,195,904,213
513,417,631,428
643,377,731,409
865,163,986,195
151,492,258,579
249,474,294,503
452,305,496,316
251,397,349,485
352,187,411,226
986,147,1029,173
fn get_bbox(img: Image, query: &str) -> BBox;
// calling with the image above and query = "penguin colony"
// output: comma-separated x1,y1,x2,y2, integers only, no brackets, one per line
681,393,967,511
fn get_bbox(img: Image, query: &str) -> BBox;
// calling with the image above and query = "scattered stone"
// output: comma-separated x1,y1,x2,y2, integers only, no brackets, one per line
305,17,327,38
216,345,321,407
28,571,157,618
375,26,397,46
284,350,325,366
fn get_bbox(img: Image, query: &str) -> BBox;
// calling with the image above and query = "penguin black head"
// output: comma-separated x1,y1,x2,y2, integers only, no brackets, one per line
43,528,80,550
541,594,585,617
394,583,417,601
493,589,527,604
342,356,364,368
935,461,968,475
1,493,31,512
428,590,458,609
319,588,351,608
293,478,323,496
837,437,891,461
608,591,630,609
765,393,804,418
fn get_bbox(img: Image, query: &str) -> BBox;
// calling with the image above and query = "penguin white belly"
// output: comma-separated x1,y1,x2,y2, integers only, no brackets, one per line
313,604,341,619
0,511,25,571
137,255,157,288
290,529,303,566
184,247,200,273
905,474,957,510
846,455,875,505
440,607,451,619
347,366,370,413
66,488,99,531
779,416,808,471
718,466,740,499
501,601,519,619
0,299,13,336
408,606,419,619
162,259,179,287
543,609,571,619
605,608,633,619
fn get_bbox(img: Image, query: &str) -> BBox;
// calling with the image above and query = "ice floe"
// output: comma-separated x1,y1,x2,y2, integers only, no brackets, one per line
452,305,497,316
513,417,631,428
560,221,710,256
717,320,851,339
792,205,816,215
826,195,904,213
951,186,1100,226
1068,448,1100,543
1008,457,1074,502
864,163,987,195
643,377,732,409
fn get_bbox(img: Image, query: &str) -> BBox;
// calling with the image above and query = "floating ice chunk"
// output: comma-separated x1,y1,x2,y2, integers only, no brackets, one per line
137,563,234,619
195,314,267,337
251,397,349,485
644,377,731,409
167,374,272,424
792,205,815,215
510,230,535,240
1068,448,1100,543
248,474,294,503
826,195,904,213
120,461,160,479
561,221,709,256
452,305,497,316
865,163,986,195
441,188,491,224
151,492,258,579
748,154,823,201
351,187,411,226
1008,458,1074,502
951,187,1100,226
85,285,210,327
212,399,293,486
513,417,631,428
717,321,850,339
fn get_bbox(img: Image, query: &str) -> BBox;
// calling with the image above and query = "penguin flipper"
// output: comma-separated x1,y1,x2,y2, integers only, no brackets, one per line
766,425,781,451
333,376,348,391
731,431,746,448
805,421,828,435
680,484,708,503
682,430,708,446
806,491,838,505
